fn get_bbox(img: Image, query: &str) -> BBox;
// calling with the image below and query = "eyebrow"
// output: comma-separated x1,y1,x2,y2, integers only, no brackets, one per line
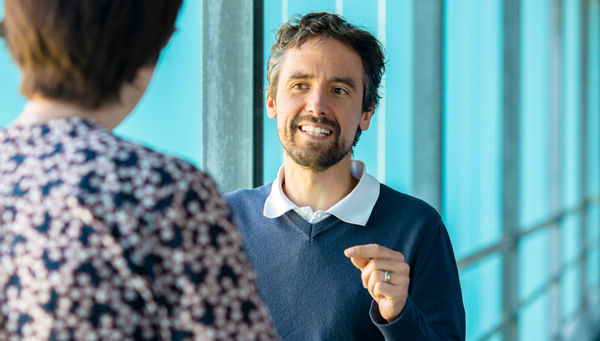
288,72,357,91
332,77,357,91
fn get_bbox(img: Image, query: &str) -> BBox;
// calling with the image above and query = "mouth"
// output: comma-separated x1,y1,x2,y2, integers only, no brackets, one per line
299,125,332,137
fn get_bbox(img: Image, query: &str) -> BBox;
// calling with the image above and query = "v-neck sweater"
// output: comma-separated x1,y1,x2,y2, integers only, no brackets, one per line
226,183,465,340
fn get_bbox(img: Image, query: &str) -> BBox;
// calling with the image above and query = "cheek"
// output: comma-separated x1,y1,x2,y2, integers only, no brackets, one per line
276,102,301,123
349,113,365,131
276,116,293,132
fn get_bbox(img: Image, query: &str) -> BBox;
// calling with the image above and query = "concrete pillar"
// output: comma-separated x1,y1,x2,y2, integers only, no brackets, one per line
201,0,263,193
413,0,443,213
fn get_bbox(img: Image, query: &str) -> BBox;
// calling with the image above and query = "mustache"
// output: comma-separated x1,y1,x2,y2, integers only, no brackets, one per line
290,116,341,134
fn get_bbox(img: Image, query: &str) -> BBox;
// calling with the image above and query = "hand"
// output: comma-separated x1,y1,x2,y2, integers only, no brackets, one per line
344,244,410,323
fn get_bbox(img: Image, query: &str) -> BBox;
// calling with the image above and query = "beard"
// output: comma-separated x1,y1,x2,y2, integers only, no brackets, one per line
278,115,354,172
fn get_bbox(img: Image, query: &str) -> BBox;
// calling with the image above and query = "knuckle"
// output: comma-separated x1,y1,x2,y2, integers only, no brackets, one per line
369,259,382,268
397,252,406,262
362,262,374,274
361,273,369,282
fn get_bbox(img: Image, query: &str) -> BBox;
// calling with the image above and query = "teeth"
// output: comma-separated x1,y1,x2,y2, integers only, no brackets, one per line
300,126,331,137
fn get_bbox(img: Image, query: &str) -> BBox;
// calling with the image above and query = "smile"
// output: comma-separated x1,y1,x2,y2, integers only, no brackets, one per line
300,125,332,137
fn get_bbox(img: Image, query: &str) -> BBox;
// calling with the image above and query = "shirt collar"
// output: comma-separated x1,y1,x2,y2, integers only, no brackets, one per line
263,160,380,226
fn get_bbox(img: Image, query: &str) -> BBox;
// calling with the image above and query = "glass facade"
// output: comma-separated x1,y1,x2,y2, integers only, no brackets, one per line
1,0,599,340
443,0,504,262
520,0,551,229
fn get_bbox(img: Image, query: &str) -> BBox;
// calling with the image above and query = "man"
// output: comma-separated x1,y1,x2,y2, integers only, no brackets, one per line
226,12,465,340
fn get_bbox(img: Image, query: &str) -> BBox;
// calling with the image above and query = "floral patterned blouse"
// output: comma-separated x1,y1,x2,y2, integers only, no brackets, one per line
0,118,278,340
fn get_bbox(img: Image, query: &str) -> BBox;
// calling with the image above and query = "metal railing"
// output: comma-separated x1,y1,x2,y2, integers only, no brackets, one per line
457,195,600,341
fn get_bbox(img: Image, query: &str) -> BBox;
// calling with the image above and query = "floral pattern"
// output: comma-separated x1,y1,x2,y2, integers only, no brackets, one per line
0,118,277,340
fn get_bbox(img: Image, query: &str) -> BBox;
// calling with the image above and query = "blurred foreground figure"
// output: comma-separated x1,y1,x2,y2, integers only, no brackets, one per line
226,12,465,340
0,1,278,340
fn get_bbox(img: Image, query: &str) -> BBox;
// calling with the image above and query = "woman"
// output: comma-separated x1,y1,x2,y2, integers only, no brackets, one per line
0,1,277,339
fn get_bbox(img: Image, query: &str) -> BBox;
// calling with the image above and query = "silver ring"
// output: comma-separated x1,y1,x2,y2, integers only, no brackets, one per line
384,271,391,284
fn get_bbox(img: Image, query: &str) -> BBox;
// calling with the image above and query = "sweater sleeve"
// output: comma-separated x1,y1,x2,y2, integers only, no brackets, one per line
370,222,466,341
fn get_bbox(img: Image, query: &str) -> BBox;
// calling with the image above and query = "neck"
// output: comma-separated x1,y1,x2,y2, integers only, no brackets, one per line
13,98,128,131
282,154,359,212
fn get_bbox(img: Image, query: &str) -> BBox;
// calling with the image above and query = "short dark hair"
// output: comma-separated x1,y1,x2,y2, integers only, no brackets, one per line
0,0,183,109
267,12,385,114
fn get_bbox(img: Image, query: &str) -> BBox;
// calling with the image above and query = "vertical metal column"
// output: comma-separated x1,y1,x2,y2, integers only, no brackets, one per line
579,0,590,317
596,0,600,306
413,0,444,213
549,0,564,339
202,0,262,193
502,1,521,340
253,0,264,188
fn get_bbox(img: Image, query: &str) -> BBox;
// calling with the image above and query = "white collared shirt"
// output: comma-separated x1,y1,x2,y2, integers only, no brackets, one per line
263,160,381,226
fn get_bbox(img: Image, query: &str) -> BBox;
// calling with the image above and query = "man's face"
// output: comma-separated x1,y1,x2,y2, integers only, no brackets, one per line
267,38,374,172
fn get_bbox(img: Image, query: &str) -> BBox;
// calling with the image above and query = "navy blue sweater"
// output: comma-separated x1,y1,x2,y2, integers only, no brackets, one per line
226,183,465,340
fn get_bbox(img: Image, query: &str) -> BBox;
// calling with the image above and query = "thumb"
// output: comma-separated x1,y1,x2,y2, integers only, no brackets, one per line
345,247,370,270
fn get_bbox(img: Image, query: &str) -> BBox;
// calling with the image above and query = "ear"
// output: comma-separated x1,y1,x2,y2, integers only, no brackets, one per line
133,65,156,89
266,93,277,119
359,106,375,131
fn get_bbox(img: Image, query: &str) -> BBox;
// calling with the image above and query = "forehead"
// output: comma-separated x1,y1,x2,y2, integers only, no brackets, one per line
278,38,364,85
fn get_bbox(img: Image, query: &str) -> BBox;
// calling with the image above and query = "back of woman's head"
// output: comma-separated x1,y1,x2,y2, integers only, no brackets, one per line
0,0,183,109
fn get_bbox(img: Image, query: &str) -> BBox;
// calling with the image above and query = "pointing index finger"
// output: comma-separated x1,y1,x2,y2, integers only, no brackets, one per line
344,244,405,262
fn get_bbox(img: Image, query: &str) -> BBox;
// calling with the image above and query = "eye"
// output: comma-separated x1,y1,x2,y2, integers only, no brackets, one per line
292,83,307,90
333,87,348,95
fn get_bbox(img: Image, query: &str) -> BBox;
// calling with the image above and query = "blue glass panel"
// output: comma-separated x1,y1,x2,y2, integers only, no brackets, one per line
286,0,336,18
112,2,202,165
343,1,380,179
562,0,582,209
341,0,378,32
460,254,502,341
443,0,503,259
383,0,413,194
518,229,549,301
561,265,580,320
519,0,550,229
263,0,285,184
561,214,581,264
518,293,549,341
488,333,502,341
115,1,203,167
0,0,27,128
588,0,600,198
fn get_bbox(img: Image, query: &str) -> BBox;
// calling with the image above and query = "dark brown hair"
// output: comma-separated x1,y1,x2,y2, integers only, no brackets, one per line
267,12,385,114
0,0,183,108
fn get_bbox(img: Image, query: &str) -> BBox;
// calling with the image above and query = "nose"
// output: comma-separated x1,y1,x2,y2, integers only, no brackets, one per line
305,87,329,116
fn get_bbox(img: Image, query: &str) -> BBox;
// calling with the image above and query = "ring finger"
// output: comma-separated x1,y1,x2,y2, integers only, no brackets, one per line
367,270,394,296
